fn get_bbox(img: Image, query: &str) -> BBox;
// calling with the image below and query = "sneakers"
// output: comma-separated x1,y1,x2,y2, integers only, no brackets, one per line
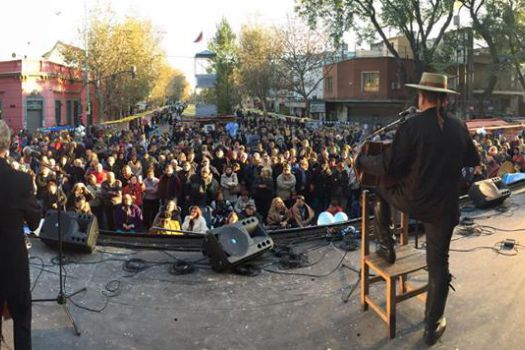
376,244,396,264
424,317,447,346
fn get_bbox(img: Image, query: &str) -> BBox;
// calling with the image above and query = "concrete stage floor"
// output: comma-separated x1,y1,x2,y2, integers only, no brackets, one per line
2,192,525,350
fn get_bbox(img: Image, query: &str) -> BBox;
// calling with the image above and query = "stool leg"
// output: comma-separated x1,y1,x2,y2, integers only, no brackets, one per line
387,277,396,338
361,263,369,311
399,275,407,294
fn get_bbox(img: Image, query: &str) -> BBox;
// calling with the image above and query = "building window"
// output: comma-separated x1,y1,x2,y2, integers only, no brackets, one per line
66,100,72,125
55,100,62,125
325,77,333,94
74,100,80,126
362,71,380,92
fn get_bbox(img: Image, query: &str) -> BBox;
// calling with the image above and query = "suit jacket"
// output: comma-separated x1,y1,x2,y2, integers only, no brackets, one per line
0,158,41,296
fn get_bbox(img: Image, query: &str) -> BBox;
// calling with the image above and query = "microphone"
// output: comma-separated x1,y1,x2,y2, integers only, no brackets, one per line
398,106,417,117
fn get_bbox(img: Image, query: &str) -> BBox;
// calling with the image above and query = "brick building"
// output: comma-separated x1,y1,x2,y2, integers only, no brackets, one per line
323,56,416,124
0,43,97,132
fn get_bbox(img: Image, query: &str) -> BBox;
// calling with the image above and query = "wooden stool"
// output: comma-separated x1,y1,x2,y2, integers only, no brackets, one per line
360,190,427,338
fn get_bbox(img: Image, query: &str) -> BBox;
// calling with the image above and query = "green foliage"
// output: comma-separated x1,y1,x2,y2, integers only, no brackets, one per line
431,29,467,72
458,0,525,106
295,0,354,48
149,63,190,106
238,24,283,112
61,8,170,120
477,0,525,89
208,18,240,115
295,0,456,79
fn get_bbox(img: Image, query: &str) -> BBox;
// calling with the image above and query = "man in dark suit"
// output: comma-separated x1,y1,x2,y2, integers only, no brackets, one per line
0,120,41,350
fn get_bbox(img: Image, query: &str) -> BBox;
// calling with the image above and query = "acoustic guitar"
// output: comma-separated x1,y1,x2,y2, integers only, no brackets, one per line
352,106,417,189
355,141,398,188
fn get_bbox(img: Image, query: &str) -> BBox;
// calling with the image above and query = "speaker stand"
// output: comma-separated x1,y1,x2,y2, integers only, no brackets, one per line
31,168,86,336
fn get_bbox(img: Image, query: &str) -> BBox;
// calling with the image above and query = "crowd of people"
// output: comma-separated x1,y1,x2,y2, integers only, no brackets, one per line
461,131,525,190
3,109,523,235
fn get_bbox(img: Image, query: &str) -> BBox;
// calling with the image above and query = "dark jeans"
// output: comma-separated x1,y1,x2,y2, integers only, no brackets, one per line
103,205,117,231
376,186,455,329
348,189,362,218
91,206,104,231
424,220,455,328
313,195,331,216
143,199,159,229
254,195,272,220
0,292,32,350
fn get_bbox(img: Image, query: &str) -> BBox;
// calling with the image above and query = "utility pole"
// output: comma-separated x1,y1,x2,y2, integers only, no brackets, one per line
454,14,462,119
84,0,91,125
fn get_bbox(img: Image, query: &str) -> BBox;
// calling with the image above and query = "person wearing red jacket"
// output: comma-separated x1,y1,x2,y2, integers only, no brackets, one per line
123,175,145,207
87,163,108,184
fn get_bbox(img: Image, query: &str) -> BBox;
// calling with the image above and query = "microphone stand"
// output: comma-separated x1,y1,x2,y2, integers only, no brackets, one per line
31,160,85,336
351,107,418,158
358,113,411,147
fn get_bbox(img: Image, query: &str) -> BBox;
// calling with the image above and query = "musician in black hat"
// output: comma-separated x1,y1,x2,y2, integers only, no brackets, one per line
356,72,480,345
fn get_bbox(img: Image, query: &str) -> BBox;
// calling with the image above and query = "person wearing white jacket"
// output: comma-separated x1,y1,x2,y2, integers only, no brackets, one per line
220,166,239,203
182,206,209,233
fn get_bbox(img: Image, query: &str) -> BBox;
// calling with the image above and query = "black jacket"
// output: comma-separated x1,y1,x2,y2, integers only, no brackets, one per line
188,175,219,207
42,189,67,213
312,167,332,199
330,169,350,196
0,158,41,296
360,108,480,223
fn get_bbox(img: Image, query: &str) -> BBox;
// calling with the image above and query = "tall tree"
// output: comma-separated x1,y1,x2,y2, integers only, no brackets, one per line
238,25,283,113
208,18,240,115
149,63,190,106
275,16,337,115
62,9,165,121
501,0,525,92
460,0,502,113
458,0,524,113
296,0,456,82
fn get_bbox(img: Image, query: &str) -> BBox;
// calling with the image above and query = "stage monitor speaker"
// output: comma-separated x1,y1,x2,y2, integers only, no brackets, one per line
202,217,274,272
40,210,99,253
468,177,511,209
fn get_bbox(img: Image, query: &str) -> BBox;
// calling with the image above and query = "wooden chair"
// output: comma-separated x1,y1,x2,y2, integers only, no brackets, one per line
360,189,427,338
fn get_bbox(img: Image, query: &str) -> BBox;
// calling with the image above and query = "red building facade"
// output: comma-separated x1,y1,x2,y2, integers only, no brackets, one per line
0,58,97,132
323,56,416,123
